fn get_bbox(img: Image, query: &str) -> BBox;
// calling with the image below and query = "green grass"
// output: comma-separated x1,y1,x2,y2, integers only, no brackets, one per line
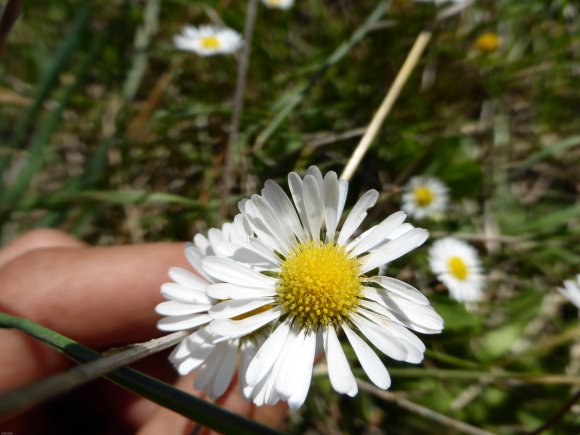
1,0,580,433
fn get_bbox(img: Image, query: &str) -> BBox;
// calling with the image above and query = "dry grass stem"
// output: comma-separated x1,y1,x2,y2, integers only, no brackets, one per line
340,31,432,182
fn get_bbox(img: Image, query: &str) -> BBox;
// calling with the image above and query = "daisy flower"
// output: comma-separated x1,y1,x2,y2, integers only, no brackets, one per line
200,166,443,409
429,237,485,303
156,215,268,398
261,0,294,10
558,275,580,309
401,176,449,220
174,25,242,56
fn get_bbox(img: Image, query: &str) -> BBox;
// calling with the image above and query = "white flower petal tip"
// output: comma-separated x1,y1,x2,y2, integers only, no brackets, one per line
174,25,242,56
401,176,449,220
429,237,485,303
261,0,294,9
558,275,580,309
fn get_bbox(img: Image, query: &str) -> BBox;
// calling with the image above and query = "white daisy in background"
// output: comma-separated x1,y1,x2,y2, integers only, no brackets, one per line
174,25,242,56
558,275,580,309
156,215,269,398
401,176,449,220
428,237,485,303
199,166,443,409
261,0,294,10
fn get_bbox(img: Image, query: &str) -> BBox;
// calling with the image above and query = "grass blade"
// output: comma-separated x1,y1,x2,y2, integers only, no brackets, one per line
0,312,281,434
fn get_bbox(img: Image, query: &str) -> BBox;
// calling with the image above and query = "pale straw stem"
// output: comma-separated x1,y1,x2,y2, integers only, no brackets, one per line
340,30,432,182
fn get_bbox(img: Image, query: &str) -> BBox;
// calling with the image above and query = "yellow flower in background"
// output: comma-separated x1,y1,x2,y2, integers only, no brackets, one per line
474,32,502,54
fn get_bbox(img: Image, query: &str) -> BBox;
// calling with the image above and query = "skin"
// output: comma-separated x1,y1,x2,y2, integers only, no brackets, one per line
0,229,286,434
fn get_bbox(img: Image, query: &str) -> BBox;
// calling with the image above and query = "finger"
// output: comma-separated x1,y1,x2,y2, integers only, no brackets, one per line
0,241,188,389
0,242,188,345
136,373,199,435
0,228,86,267
136,373,287,435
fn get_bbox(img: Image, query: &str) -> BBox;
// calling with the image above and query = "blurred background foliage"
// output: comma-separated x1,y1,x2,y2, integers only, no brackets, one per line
1,0,579,433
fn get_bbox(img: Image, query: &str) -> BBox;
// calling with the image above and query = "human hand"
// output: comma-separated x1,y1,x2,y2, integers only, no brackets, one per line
0,229,286,434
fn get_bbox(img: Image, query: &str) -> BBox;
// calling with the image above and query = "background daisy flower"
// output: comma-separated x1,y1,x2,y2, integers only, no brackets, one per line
429,237,485,303
156,215,267,399
261,0,294,10
558,275,580,309
401,176,449,220
174,25,242,56
199,166,443,409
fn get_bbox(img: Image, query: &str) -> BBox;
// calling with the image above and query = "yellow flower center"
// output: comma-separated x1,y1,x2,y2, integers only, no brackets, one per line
200,36,221,50
448,256,468,281
414,186,435,208
474,32,501,54
276,241,362,328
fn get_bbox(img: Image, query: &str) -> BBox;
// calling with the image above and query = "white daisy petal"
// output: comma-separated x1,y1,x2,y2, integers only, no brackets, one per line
351,314,408,361
210,342,239,398
348,211,408,256
343,324,391,389
323,171,340,242
357,306,425,363
160,282,211,304
168,267,208,291
359,228,429,274
206,283,276,300
337,179,349,222
324,326,358,396
185,246,213,282
193,234,210,253
246,319,292,386
209,307,282,339
156,301,211,316
365,277,430,305
559,275,580,309
209,298,274,319
262,179,307,243
276,328,316,408
157,313,211,331
307,165,324,188
303,175,324,242
337,189,379,246
244,198,292,255
251,194,296,252
202,257,276,288
288,172,309,236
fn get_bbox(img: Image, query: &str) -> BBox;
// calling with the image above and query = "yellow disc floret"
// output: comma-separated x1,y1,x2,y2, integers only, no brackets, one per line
276,241,362,328
414,186,435,208
474,32,501,54
448,256,469,281
200,36,221,49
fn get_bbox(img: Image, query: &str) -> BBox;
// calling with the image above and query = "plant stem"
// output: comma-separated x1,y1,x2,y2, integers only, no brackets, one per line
357,379,494,435
220,0,258,219
340,30,432,182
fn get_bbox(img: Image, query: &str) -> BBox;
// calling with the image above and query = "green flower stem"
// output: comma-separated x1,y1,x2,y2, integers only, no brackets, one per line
0,312,281,434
